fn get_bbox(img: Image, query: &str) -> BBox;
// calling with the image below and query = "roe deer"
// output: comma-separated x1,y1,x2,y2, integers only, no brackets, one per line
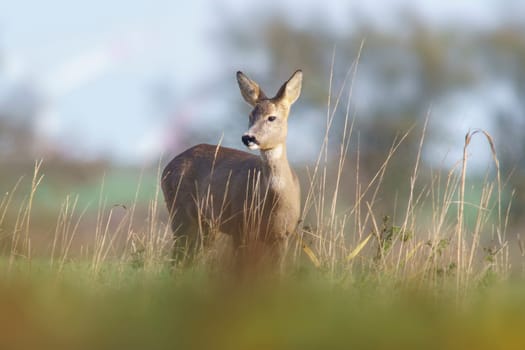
161,70,302,266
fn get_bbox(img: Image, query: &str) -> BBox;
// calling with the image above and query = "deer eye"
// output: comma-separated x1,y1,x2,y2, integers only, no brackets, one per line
268,116,277,122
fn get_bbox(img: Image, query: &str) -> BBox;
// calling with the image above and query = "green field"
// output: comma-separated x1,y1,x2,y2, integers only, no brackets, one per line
1,260,524,350
0,158,523,350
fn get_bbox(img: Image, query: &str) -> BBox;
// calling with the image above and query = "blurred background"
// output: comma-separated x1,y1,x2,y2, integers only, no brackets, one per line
1,0,524,248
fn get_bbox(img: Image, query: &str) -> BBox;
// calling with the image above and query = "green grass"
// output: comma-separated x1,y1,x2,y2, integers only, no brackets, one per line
0,155,517,349
1,260,524,350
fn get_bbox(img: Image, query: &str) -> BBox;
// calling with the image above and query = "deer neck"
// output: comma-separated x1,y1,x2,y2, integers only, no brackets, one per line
260,144,293,192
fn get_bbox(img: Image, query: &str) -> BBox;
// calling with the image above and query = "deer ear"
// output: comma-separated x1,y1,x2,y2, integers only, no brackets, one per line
275,70,302,106
237,71,266,106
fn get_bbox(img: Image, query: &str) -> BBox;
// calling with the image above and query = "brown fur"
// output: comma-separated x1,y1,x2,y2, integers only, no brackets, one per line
161,70,303,267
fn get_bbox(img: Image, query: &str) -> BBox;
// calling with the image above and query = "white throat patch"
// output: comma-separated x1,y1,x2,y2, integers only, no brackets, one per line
264,144,283,160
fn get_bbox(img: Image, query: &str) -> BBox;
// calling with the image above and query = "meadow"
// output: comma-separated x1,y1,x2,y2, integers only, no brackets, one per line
1,66,524,350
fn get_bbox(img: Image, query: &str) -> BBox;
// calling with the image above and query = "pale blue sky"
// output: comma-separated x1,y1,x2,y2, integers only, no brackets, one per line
0,0,522,165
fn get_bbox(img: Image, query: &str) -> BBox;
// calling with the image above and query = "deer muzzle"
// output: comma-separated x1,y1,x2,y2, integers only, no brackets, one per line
242,134,259,150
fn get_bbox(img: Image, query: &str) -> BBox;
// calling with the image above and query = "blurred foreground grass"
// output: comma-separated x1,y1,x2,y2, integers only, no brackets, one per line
1,260,524,350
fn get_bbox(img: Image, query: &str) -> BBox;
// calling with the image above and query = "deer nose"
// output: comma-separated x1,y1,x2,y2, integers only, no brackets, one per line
242,134,257,147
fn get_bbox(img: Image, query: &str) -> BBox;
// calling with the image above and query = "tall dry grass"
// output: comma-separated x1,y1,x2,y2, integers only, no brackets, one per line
291,48,512,297
294,50,511,297
0,163,173,279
